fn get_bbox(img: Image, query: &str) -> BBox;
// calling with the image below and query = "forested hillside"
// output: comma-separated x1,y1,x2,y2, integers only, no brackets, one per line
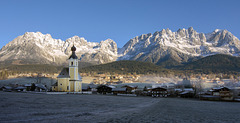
79,60,175,75
175,54,240,74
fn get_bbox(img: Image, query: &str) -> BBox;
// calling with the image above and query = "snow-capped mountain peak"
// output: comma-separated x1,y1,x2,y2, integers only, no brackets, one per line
118,28,240,66
0,28,239,66
0,32,118,65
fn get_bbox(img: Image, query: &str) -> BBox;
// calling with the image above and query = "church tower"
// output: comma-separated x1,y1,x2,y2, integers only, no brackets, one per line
68,45,82,92
56,45,82,92
69,45,78,80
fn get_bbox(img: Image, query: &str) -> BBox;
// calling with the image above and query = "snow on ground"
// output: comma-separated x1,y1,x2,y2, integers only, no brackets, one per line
0,77,56,90
0,92,239,123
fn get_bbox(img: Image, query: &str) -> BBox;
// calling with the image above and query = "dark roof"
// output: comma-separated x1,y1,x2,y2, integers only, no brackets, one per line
14,86,26,90
112,87,127,92
151,87,167,91
24,84,32,87
2,86,13,90
69,45,78,59
57,67,70,78
88,84,98,88
52,82,58,86
36,84,47,90
211,87,231,92
122,85,138,89
69,52,78,59
96,85,116,89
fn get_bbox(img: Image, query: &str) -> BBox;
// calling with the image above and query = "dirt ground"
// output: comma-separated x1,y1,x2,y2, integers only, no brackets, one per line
0,92,239,123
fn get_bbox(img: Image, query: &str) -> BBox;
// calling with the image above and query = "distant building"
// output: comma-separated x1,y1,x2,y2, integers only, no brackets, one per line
182,78,192,88
96,85,115,94
54,45,82,92
151,87,168,97
112,87,127,95
211,87,233,101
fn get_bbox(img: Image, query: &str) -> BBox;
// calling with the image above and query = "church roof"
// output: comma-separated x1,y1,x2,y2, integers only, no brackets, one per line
69,45,78,59
57,67,70,78
69,53,78,59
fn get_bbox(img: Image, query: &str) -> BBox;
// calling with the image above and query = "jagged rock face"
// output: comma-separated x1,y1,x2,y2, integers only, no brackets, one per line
118,27,240,66
0,32,118,65
0,28,239,67
79,39,118,64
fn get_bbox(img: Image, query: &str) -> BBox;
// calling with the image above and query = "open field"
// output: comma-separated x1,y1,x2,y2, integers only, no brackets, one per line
0,92,239,123
0,77,56,89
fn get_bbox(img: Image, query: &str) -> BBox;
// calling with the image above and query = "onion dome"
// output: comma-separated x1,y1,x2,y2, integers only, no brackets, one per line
71,45,76,52
69,45,78,59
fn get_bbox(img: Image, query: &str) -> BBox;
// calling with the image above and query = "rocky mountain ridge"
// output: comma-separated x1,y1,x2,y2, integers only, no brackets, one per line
0,32,118,65
0,27,239,67
118,27,240,67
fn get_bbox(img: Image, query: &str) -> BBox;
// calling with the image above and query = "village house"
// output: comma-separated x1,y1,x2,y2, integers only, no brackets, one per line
1,86,13,92
232,87,240,98
174,88,194,98
96,85,115,94
51,82,58,91
82,85,92,92
112,87,127,95
122,85,138,94
179,88,194,98
210,87,233,101
151,87,168,97
35,84,47,92
111,85,138,95
14,86,26,92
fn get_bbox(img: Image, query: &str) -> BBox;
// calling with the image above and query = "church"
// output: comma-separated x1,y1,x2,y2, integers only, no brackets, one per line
52,45,82,92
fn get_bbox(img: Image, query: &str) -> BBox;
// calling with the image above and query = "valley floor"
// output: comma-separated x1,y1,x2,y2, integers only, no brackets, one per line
0,92,239,123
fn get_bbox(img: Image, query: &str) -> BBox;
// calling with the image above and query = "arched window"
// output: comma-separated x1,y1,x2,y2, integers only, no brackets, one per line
71,62,73,66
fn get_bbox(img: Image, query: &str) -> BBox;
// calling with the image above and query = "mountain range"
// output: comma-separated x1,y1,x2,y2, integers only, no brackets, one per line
0,27,239,67
0,32,117,65
118,27,240,67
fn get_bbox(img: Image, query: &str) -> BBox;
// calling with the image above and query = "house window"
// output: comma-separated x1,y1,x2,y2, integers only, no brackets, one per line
71,62,73,66
67,86,69,90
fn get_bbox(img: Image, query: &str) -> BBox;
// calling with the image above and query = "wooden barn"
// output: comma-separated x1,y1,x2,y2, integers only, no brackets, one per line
96,85,115,94
211,87,233,101
121,85,138,94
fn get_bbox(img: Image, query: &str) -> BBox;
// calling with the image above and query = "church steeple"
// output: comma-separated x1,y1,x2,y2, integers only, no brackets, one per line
69,45,78,59
68,45,79,79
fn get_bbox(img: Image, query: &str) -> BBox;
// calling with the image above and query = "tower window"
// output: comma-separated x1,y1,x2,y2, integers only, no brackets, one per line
71,62,73,66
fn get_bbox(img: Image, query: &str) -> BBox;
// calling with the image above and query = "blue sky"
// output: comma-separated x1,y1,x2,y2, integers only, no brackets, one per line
0,0,240,48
